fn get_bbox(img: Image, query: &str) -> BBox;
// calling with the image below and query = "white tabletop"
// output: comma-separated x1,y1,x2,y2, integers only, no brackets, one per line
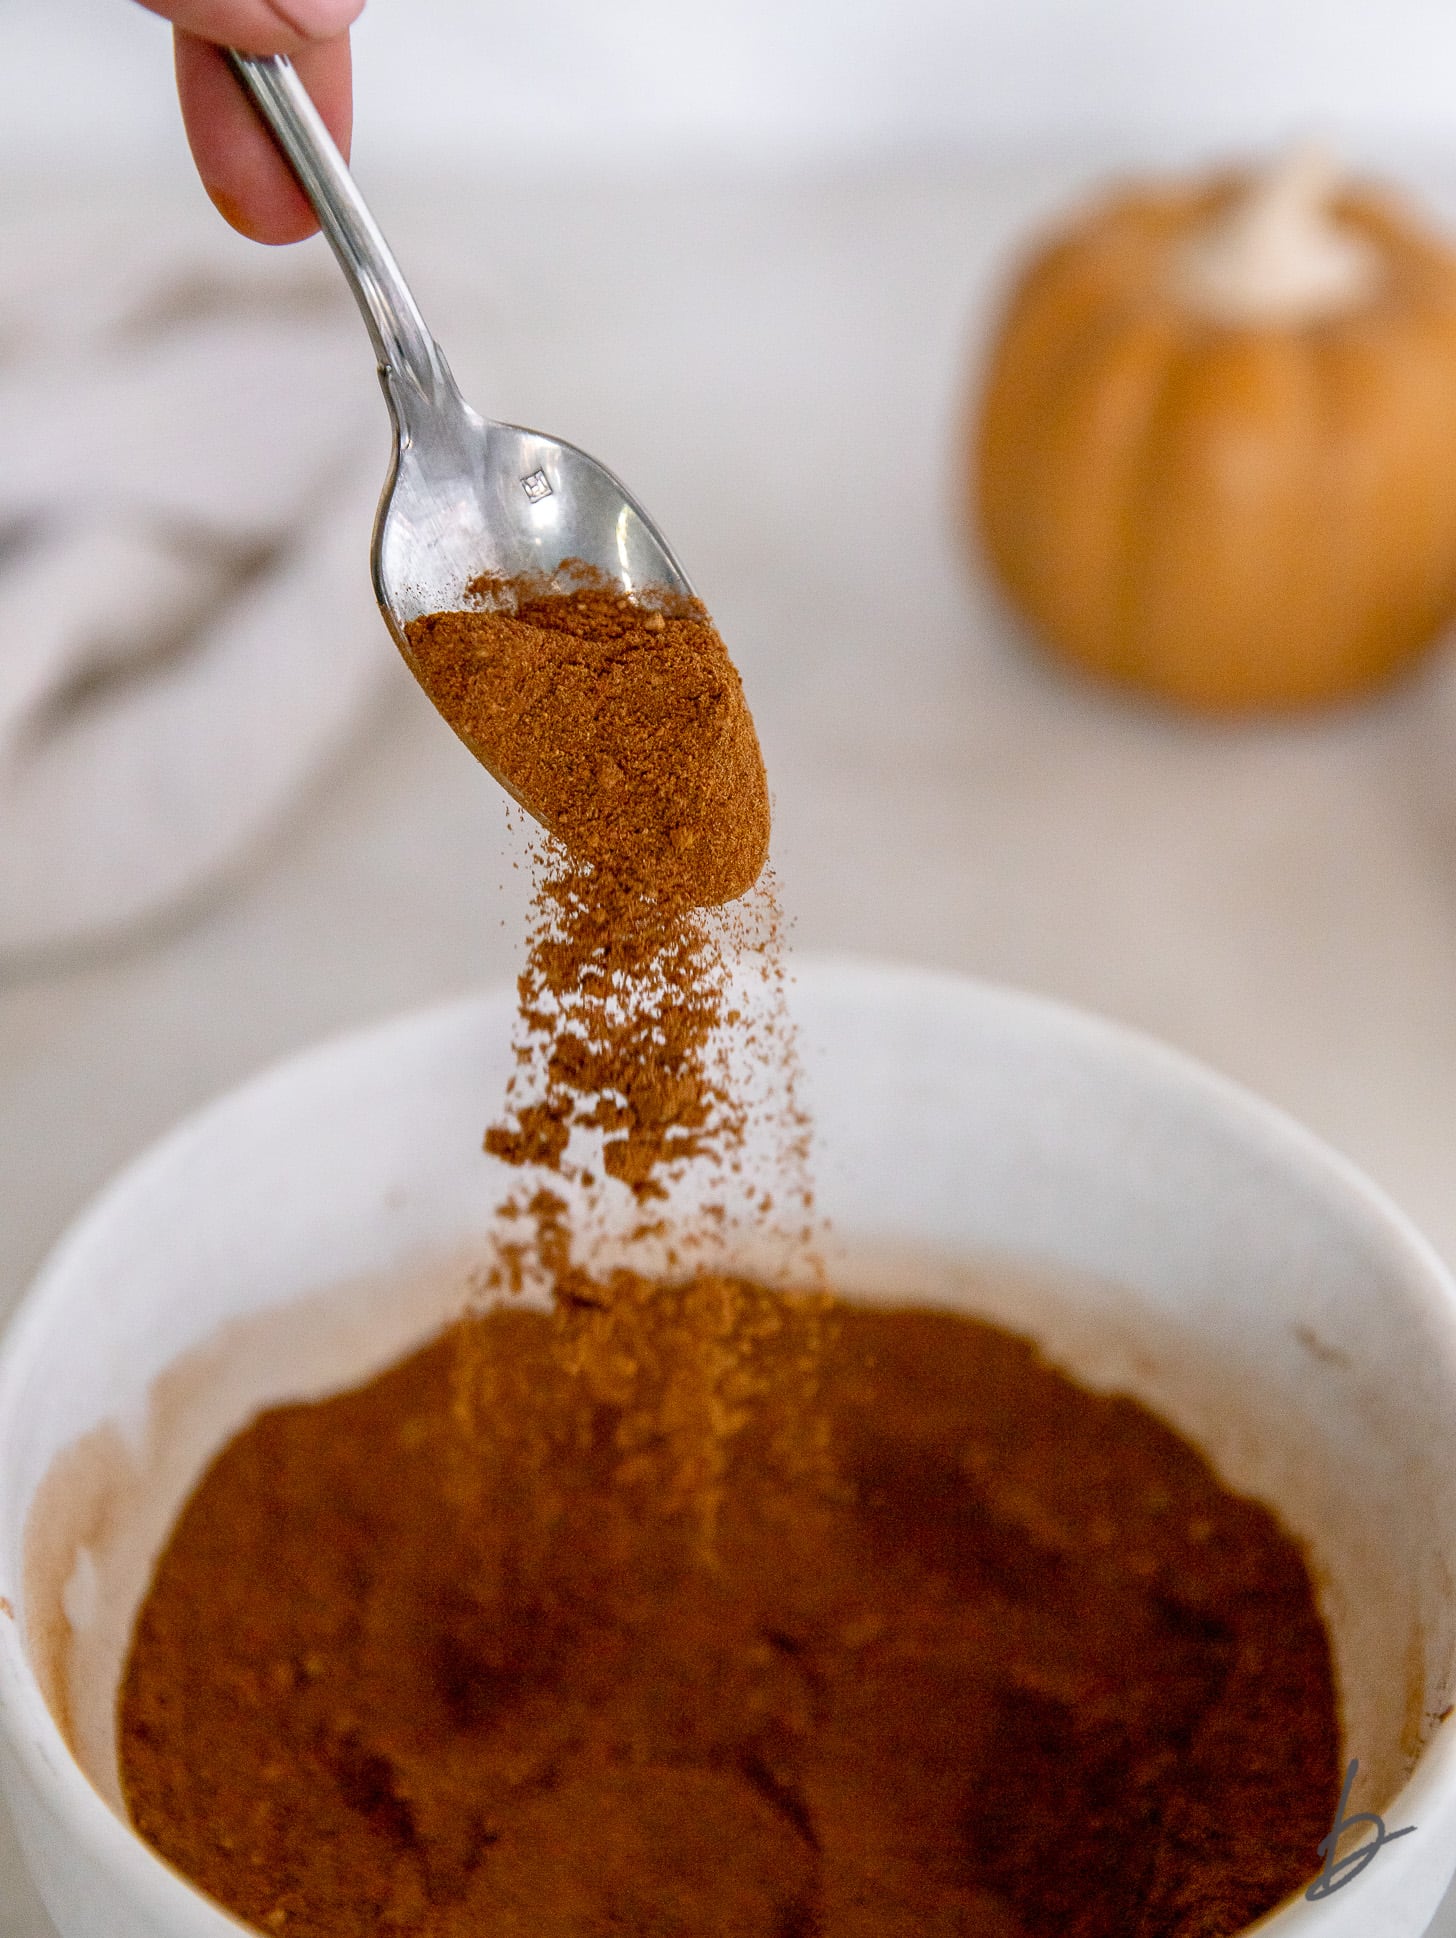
4,156,1456,1934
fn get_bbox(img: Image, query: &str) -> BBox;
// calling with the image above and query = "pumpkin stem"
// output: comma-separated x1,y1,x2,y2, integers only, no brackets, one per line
1174,143,1381,325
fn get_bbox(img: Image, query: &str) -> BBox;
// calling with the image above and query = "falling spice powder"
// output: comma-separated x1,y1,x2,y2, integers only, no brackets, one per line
116,573,1342,1937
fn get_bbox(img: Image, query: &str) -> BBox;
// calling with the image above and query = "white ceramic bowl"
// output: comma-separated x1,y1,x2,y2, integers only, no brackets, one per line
2,959,1456,1937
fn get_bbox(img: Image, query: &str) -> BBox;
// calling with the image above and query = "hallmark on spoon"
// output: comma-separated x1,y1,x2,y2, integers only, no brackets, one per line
521,470,553,503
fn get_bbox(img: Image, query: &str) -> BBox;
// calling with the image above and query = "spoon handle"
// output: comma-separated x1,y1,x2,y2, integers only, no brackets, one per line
224,51,452,407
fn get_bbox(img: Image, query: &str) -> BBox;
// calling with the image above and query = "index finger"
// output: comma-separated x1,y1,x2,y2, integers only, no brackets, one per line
174,29,353,243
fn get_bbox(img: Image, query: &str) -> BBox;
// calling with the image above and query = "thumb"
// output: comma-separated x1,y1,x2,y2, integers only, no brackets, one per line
135,1,365,57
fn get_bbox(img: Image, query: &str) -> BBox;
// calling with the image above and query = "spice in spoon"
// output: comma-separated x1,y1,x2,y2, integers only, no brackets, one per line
404,571,770,910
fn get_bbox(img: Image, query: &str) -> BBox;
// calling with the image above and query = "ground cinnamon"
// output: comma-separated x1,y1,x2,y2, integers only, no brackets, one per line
408,572,781,1206
404,571,770,911
116,571,1341,1936
119,1292,1340,1938
448,579,818,1535
469,822,821,1539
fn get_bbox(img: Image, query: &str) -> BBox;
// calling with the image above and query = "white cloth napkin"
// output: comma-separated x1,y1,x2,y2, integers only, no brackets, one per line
0,224,391,962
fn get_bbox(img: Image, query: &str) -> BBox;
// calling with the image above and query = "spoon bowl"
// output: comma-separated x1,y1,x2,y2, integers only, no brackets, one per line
375,390,693,629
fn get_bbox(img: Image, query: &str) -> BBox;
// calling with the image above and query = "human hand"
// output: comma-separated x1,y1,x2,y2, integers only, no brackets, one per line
136,2,365,244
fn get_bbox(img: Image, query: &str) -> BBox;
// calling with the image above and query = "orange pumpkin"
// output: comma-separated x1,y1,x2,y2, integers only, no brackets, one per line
974,151,1456,711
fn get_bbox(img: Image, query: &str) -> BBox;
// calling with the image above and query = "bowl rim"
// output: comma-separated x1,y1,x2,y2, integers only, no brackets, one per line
2,952,1455,1935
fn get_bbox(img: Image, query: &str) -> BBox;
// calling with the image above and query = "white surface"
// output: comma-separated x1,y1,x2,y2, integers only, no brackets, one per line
9,0,1456,169
8,153,1456,1929
5,966,1456,1936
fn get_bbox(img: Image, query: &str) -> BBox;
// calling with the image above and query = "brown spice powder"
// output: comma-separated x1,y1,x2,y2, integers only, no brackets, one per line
117,570,1341,1937
409,571,781,1207
404,572,770,911
421,571,819,1556
464,1184,833,1550
482,850,746,1199
119,1295,1341,1938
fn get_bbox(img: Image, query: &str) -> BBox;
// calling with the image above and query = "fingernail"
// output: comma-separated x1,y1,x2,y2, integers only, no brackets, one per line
267,0,366,39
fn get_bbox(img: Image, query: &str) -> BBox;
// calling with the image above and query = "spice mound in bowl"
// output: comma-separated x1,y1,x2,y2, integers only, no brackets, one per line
404,572,770,910
118,1281,1339,1938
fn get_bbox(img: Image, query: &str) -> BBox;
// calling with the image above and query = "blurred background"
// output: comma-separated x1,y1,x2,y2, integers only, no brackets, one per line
7,6,1456,1920
14,0,1456,173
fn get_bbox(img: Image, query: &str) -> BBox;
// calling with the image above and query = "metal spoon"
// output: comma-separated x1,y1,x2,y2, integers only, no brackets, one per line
225,51,694,819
